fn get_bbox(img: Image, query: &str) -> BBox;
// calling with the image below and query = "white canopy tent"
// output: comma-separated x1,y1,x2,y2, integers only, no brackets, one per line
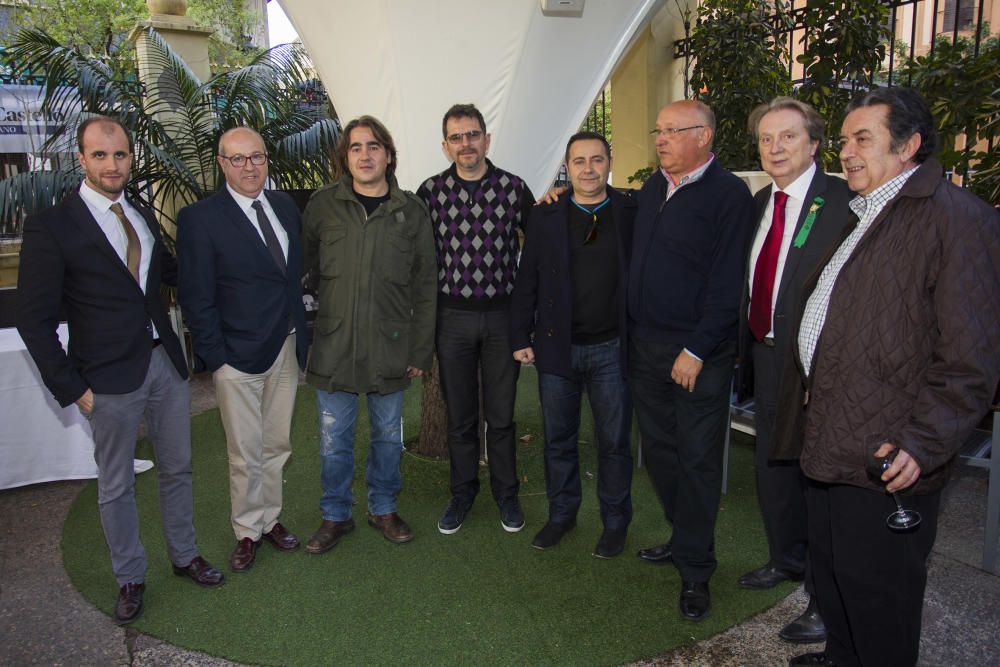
277,0,663,194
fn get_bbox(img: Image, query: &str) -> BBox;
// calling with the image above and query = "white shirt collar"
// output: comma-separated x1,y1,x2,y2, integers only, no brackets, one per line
776,162,817,202
79,180,126,212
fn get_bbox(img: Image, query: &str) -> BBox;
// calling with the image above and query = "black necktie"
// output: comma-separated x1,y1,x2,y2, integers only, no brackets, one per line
251,199,287,274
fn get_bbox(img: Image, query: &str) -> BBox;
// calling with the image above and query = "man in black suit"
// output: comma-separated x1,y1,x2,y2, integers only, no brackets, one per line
177,127,308,572
737,97,852,643
17,116,224,626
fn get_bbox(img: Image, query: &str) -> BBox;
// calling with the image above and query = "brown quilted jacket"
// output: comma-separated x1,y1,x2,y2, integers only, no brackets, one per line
797,158,1000,494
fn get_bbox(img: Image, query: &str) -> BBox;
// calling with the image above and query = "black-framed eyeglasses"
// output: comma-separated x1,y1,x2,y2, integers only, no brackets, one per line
649,125,704,138
220,152,268,167
445,130,484,145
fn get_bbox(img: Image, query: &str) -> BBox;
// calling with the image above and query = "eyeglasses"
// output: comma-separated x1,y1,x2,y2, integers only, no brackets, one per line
584,217,599,244
649,125,705,138
220,152,268,167
445,130,484,145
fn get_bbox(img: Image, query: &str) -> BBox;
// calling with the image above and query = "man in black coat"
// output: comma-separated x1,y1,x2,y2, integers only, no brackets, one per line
177,127,308,572
510,131,635,558
737,97,853,644
17,116,223,626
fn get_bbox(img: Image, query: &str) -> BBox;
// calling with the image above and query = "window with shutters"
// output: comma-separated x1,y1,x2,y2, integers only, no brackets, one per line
943,0,976,32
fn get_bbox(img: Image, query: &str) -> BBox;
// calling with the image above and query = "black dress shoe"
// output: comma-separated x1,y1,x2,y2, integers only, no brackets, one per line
636,542,673,564
738,563,804,589
172,555,225,587
593,528,627,559
263,522,300,551
679,580,710,621
114,582,144,625
229,537,259,572
780,596,827,644
531,520,576,550
789,651,835,666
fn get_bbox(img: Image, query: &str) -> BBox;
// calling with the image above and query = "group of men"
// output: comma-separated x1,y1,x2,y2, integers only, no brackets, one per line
16,86,1000,667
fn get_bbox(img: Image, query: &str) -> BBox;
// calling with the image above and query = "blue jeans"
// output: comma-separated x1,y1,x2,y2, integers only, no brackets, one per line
537,338,633,530
316,389,405,520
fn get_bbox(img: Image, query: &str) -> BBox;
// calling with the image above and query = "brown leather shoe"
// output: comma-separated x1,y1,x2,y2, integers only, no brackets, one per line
367,512,413,544
262,522,300,551
229,537,259,572
172,555,225,587
114,582,144,625
305,518,355,554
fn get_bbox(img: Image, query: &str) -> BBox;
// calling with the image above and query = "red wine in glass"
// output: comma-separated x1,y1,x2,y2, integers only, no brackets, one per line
864,442,922,532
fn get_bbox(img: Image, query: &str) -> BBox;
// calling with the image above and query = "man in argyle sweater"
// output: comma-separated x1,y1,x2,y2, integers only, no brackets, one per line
416,103,535,535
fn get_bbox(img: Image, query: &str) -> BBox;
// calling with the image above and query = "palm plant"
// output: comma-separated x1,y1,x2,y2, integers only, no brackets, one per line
0,27,339,239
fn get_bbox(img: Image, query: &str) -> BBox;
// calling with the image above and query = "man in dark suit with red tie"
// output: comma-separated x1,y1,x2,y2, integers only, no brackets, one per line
177,127,308,573
736,97,852,643
17,116,224,626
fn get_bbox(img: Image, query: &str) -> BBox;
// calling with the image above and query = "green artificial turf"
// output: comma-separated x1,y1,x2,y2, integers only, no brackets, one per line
62,368,792,666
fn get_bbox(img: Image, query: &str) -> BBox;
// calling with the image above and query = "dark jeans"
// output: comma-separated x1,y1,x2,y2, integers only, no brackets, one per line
807,480,941,667
436,306,520,502
537,338,633,530
629,338,735,582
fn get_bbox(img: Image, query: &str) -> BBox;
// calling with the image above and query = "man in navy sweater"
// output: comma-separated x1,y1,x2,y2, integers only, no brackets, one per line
629,100,755,621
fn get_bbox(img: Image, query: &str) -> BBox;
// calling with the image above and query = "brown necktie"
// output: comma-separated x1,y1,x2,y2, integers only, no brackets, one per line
110,202,141,284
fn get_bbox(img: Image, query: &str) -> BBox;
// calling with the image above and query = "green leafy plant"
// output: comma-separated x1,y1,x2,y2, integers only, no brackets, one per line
688,0,793,170
795,0,890,169
899,33,1000,205
0,27,339,237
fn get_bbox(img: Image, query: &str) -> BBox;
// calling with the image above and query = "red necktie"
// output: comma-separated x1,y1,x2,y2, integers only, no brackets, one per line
749,190,788,341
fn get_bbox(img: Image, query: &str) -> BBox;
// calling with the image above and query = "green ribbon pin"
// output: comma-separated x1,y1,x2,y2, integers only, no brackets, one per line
793,196,825,249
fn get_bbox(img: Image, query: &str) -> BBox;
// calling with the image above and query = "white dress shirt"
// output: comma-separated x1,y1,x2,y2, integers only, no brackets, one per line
225,183,289,261
747,162,816,338
78,181,160,337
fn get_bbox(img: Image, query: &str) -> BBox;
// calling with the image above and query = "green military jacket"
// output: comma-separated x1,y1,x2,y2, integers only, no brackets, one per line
302,174,437,395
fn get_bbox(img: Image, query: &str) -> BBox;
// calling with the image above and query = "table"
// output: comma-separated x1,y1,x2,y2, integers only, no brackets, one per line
0,325,102,489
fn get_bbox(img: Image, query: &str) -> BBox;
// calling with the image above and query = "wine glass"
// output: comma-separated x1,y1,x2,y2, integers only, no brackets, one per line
863,437,922,532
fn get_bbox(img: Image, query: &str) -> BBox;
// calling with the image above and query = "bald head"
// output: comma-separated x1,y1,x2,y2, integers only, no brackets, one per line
653,100,715,179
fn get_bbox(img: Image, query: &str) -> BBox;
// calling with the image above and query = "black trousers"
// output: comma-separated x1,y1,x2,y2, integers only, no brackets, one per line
752,341,809,579
806,480,940,667
630,338,735,582
435,307,520,502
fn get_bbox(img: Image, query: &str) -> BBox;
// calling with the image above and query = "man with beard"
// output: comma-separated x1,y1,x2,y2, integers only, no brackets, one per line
417,104,534,535
17,116,224,625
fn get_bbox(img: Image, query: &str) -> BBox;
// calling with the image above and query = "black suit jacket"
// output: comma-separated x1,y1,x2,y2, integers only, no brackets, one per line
737,169,853,456
16,191,188,408
176,188,307,375
510,187,636,379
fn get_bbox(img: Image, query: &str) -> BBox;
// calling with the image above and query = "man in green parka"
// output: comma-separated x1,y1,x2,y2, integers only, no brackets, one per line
301,115,437,553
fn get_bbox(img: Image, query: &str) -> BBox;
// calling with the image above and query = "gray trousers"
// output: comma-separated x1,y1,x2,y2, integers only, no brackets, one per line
86,345,197,585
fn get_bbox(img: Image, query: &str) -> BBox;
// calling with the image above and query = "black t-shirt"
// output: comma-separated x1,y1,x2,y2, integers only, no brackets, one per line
568,198,618,345
354,190,391,216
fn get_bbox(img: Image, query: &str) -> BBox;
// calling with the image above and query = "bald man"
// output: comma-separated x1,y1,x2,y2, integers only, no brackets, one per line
629,100,755,621
177,127,308,572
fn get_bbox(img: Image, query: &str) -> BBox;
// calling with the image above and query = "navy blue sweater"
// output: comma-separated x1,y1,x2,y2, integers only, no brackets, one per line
627,160,754,359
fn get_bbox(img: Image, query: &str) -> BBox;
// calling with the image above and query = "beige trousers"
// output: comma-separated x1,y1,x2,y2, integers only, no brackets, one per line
213,334,299,540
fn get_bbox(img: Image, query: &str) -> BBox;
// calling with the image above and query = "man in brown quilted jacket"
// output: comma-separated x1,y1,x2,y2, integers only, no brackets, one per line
786,88,1000,667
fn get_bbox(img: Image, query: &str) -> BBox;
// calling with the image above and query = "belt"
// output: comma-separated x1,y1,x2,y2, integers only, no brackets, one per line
756,337,775,348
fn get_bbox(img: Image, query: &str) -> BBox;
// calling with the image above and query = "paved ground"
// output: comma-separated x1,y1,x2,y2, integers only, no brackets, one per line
1,373,997,666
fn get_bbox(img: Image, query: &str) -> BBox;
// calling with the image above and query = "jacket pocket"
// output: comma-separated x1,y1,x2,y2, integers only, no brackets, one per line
309,315,348,378
383,233,414,285
319,227,348,278
377,318,409,379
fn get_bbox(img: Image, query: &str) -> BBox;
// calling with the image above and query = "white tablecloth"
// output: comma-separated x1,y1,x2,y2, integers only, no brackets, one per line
0,325,100,489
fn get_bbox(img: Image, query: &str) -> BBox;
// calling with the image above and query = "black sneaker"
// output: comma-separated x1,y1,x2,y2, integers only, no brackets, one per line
437,496,473,535
531,519,576,549
499,497,525,533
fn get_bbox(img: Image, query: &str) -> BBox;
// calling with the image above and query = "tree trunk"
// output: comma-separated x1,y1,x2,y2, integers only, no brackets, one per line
415,353,449,458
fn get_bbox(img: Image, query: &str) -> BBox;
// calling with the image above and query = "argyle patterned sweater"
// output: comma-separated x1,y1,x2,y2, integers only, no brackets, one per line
417,160,534,311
